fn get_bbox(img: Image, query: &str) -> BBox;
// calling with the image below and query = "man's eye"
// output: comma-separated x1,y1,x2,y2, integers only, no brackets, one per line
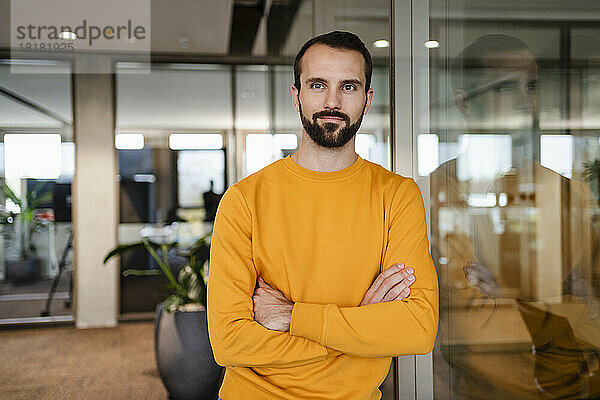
342,84,356,92
311,83,324,89
494,82,516,94
526,81,537,93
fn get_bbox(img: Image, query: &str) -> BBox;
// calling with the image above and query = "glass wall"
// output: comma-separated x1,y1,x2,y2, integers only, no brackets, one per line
0,60,74,323
115,63,230,315
425,2,600,398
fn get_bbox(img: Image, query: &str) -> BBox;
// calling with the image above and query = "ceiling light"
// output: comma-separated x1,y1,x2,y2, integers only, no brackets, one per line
4,134,62,179
425,40,440,49
59,31,77,40
373,40,389,48
169,134,223,150
115,133,144,150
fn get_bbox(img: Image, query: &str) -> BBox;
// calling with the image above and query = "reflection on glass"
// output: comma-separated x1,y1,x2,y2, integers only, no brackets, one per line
429,32,600,399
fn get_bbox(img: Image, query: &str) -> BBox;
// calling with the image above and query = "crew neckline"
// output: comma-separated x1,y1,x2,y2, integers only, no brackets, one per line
281,154,365,181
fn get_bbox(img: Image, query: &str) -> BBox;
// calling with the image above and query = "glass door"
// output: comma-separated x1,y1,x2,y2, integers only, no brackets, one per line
422,2,600,399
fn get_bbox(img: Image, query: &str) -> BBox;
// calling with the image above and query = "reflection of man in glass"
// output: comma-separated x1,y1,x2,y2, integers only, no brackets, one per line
430,34,599,399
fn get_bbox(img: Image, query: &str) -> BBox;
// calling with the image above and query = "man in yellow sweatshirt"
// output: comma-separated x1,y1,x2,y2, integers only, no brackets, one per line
207,31,439,400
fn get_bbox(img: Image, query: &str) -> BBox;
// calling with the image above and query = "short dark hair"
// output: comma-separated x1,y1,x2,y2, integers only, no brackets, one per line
294,31,373,95
451,34,531,92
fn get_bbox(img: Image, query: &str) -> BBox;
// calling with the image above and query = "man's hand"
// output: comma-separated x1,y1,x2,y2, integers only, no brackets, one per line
360,263,415,306
253,277,294,332
463,262,502,298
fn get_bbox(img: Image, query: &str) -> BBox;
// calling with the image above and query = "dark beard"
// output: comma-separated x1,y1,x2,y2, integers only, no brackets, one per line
299,101,365,149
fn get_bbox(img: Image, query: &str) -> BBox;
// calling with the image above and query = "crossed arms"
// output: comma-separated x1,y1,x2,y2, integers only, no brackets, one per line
253,264,416,332
207,179,439,368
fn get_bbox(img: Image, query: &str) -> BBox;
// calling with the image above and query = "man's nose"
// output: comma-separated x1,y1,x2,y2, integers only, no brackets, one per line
515,89,538,112
323,89,341,110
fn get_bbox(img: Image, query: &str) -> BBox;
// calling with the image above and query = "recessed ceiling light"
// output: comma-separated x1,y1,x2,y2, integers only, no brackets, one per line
59,31,77,40
425,40,440,49
115,133,144,150
373,40,389,48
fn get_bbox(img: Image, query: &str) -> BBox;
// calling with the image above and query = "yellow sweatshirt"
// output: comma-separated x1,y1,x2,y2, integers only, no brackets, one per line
207,154,438,400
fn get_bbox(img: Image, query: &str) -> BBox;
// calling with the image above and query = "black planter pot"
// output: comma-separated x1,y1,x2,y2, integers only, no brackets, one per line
155,303,224,400
6,257,41,283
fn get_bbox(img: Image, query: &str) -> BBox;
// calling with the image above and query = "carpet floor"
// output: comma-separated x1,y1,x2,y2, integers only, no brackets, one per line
1,321,397,399
0,321,168,399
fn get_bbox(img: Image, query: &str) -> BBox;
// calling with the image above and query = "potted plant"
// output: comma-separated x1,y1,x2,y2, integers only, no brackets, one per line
1,179,52,283
103,225,223,400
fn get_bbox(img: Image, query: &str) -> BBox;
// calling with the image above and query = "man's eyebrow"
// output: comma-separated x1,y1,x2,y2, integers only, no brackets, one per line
305,77,326,84
304,77,364,86
340,79,363,86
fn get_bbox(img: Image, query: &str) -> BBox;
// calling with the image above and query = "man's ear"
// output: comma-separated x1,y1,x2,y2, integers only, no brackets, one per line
454,89,468,116
291,85,300,113
363,88,375,115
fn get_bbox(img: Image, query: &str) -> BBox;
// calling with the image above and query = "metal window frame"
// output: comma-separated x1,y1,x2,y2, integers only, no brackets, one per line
391,0,434,398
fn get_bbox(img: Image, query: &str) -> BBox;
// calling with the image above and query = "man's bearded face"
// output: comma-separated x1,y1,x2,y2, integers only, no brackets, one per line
298,101,366,148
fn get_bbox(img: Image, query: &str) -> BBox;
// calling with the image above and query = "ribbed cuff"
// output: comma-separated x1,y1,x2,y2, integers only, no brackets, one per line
289,302,327,344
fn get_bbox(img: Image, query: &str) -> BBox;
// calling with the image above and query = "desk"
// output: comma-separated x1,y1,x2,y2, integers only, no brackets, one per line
522,300,600,350
441,299,599,351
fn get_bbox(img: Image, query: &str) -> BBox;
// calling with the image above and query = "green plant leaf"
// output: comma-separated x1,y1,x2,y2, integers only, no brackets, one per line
142,239,184,295
1,181,22,207
103,241,147,263
164,295,182,313
122,268,162,277
102,231,211,309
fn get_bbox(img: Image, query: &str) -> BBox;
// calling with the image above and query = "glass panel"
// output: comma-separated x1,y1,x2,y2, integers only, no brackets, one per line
116,64,232,130
0,61,74,322
429,3,600,399
115,63,228,314
236,66,270,131
177,150,226,209
245,133,298,176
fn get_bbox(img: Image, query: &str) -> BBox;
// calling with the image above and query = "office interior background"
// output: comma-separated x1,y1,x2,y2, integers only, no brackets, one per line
0,0,599,399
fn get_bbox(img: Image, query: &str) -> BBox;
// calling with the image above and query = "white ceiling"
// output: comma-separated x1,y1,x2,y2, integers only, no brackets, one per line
150,0,233,54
